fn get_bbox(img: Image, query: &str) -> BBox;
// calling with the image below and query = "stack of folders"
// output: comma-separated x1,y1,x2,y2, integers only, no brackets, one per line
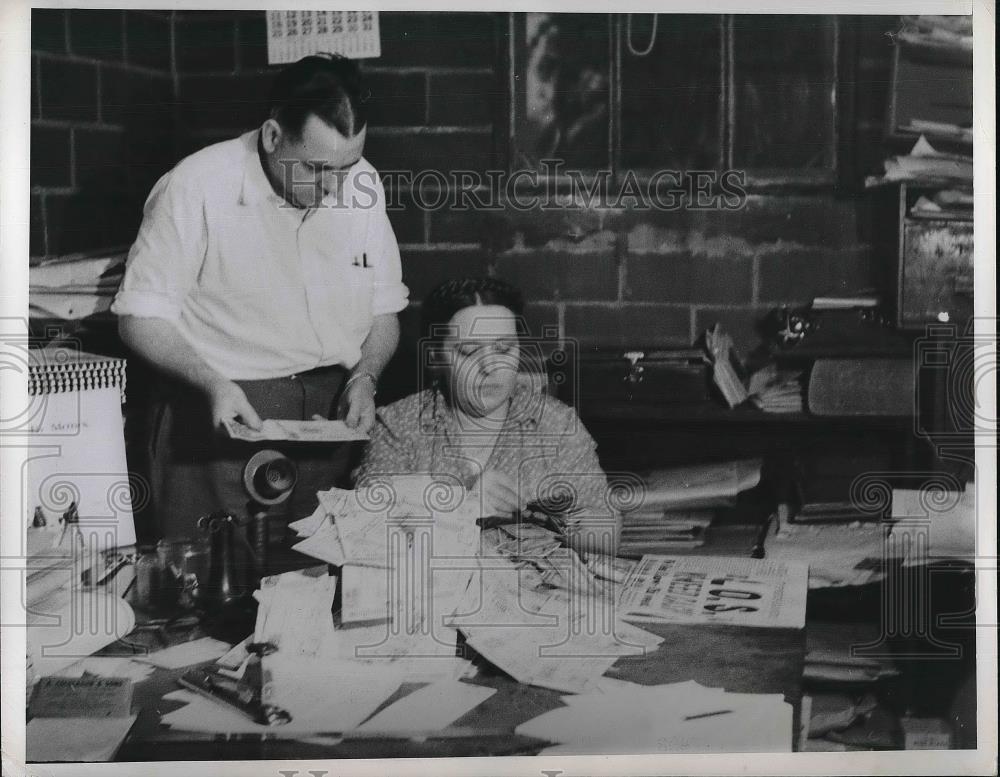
619,509,714,555
28,347,127,403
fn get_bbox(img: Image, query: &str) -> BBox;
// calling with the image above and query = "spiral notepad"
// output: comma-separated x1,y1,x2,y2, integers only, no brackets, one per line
28,348,126,403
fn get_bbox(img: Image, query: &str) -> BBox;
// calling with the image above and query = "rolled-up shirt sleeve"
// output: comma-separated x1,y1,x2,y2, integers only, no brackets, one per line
366,175,409,316
111,170,208,321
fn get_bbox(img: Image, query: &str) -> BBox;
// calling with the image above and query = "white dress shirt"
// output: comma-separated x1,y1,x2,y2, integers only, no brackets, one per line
111,130,409,380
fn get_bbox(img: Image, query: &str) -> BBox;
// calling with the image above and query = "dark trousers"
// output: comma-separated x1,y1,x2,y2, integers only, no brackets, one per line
144,366,355,551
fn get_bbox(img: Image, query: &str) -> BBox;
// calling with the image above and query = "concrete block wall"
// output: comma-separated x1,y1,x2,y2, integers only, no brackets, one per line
30,10,898,361
30,8,175,263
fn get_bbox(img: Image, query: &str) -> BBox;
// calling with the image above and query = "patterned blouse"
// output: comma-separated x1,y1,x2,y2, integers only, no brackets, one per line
355,382,613,522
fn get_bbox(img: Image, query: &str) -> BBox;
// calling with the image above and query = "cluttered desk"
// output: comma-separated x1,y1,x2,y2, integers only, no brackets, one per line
22,347,977,762
26,458,818,762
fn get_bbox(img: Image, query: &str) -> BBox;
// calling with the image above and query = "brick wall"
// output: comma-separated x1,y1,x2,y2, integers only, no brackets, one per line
30,10,899,361
30,8,175,264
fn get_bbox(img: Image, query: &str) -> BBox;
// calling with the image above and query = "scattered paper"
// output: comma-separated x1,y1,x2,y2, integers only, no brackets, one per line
358,680,496,731
54,656,156,683
28,591,136,678
255,571,338,658
135,637,232,669
163,664,402,734
341,564,391,624
517,680,792,754
215,636,253,671
451,558,646,694
27,715,138,762
223,417,369,443
289,503,329,537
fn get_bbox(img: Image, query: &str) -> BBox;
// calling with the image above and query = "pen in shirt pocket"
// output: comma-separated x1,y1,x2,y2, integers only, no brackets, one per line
352,253,372,269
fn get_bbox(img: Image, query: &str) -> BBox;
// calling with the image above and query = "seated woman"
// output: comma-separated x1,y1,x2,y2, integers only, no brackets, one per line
354,277,619,556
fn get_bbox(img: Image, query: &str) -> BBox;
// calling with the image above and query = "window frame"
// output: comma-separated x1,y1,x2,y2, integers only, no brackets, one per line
504,12,851,195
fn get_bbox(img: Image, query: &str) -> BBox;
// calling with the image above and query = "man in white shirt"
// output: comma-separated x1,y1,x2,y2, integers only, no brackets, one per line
112,55,408,547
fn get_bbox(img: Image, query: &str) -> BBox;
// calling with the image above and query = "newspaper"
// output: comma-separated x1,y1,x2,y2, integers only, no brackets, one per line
223,418,369,443
617,555,808,630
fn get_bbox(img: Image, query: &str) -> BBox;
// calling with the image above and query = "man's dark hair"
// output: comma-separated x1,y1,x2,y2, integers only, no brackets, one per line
421,277,525,343
268,54,366,139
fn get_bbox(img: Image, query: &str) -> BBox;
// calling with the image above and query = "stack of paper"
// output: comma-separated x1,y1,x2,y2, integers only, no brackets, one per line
875,136,973,186
804,622,900,686
891,483,975,566
765,522,893,588
619,509,715,555
516,678,793,754
910,189,974,220
804,650,899,685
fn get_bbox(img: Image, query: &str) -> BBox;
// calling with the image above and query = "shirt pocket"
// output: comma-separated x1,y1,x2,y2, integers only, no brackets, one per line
343,264,377,335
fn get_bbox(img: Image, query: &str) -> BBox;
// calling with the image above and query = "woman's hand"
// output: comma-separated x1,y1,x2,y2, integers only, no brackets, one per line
471,470,526,517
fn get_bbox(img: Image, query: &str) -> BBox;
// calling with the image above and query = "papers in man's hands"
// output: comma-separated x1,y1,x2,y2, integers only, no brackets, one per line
516,679,792,754
617,555,808,629
223,417,369,442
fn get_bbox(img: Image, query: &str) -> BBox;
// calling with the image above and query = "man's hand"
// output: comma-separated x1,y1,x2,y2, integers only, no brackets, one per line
338,376,377,434
207,379,263,430
471,470,527,518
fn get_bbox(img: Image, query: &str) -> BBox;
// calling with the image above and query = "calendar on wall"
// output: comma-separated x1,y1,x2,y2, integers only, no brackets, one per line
266,11,380,63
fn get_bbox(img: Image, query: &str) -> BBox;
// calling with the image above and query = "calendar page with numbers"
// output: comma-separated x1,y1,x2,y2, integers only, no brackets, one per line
266,10,380,63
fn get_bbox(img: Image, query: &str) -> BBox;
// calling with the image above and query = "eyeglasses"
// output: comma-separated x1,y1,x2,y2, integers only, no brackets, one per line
451,339,519,359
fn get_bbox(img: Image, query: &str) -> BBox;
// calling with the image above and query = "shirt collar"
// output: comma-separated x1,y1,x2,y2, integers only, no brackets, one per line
238,130,285,207
238,130,360,210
